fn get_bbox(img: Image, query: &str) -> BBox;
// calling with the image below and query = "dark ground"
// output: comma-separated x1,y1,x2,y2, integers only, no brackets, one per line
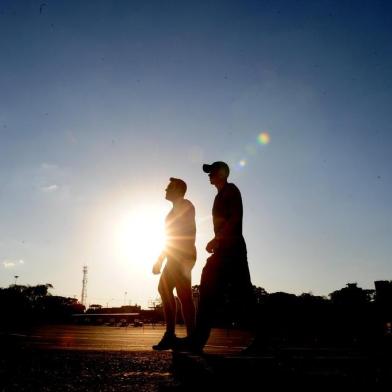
0,325,250,391
1,325,392,391
1,348,175,392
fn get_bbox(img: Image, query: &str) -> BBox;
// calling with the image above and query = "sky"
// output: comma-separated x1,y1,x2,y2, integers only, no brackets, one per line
1,0,392,308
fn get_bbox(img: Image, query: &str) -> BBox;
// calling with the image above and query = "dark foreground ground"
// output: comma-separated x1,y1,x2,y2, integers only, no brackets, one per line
0,325,251,391
1,348,175,392
1,325,392,391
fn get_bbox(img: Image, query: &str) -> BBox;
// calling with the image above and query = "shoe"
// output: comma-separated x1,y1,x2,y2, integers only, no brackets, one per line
173,336,204,354
152,332,177,351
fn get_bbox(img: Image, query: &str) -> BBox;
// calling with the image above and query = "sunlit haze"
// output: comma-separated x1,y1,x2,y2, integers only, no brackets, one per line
115,205,166,267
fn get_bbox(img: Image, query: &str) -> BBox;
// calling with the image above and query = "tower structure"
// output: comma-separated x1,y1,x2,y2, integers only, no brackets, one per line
81,265,88,306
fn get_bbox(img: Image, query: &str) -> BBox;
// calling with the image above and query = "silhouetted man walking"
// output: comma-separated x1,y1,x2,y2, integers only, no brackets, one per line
187,161,253,352
152,178,196,350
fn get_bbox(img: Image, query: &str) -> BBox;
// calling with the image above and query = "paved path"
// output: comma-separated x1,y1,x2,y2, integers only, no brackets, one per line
1,325,253,391
1,348,175,392
2,326,391,390
5,324,253,354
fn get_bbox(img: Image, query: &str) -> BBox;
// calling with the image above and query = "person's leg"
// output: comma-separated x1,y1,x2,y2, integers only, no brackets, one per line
227,251,255,329
227,252,271,353
175,271,195,337
153,266,178,350
157,267,176,336
193,254,225,348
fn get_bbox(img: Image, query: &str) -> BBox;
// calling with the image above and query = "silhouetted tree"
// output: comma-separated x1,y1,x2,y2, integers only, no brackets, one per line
0,283,85,329
298,292,329,305
329,283,374,305
253,285,268,305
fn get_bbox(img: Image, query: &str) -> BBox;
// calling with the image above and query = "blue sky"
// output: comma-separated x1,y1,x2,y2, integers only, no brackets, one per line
1,0,391,307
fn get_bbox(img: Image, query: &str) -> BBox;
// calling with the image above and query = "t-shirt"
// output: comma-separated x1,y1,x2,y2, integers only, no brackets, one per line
212,182,246,250
165,199,197,262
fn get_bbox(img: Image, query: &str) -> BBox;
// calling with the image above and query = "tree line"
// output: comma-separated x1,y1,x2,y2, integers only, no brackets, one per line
1,281,391,347
0,284,85,330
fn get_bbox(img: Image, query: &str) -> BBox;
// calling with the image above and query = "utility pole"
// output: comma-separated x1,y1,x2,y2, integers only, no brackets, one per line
81,265,88,306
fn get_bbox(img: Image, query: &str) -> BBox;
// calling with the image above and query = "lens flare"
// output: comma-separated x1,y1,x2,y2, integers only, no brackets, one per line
230,131,271,175
258,132,270,145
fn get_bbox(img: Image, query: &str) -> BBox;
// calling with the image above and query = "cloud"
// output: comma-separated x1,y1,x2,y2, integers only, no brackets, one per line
2,259,25,268
41,184,59,192
41,163,59,170
38,163,71,198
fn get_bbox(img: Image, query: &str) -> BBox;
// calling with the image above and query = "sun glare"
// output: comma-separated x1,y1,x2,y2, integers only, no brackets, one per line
116,205,166,268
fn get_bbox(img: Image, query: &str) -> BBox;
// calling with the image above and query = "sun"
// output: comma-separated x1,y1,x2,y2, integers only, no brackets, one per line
116,205,167,267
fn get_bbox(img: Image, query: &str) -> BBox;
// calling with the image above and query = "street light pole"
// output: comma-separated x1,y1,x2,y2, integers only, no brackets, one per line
14,275,19,285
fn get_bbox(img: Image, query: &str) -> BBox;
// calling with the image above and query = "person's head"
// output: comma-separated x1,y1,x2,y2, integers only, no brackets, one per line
165,177,187,202
202,161,230,187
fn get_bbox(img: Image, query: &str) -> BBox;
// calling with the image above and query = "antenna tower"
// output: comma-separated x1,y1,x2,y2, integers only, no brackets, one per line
81,265,88,306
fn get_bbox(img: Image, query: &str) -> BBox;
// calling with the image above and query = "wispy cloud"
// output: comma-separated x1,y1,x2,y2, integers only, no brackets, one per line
41,163,59,170
37,163,72,199
2,259,25,268
41,184,59,192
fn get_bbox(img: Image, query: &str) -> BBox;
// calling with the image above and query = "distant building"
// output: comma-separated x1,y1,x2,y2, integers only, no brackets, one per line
86,304,141,314
89,304,102,311
74,304,142,325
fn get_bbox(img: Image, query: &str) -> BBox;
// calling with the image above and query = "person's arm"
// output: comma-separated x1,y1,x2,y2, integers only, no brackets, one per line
152,250,166,275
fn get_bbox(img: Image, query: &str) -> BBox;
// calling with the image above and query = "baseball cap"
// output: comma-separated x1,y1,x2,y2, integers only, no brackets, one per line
202,161,230,177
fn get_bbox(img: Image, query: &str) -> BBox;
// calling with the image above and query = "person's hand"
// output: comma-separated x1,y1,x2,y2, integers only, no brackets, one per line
152,259,163,275
152,261,161,275
152,252,165,275
206,238,218,254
